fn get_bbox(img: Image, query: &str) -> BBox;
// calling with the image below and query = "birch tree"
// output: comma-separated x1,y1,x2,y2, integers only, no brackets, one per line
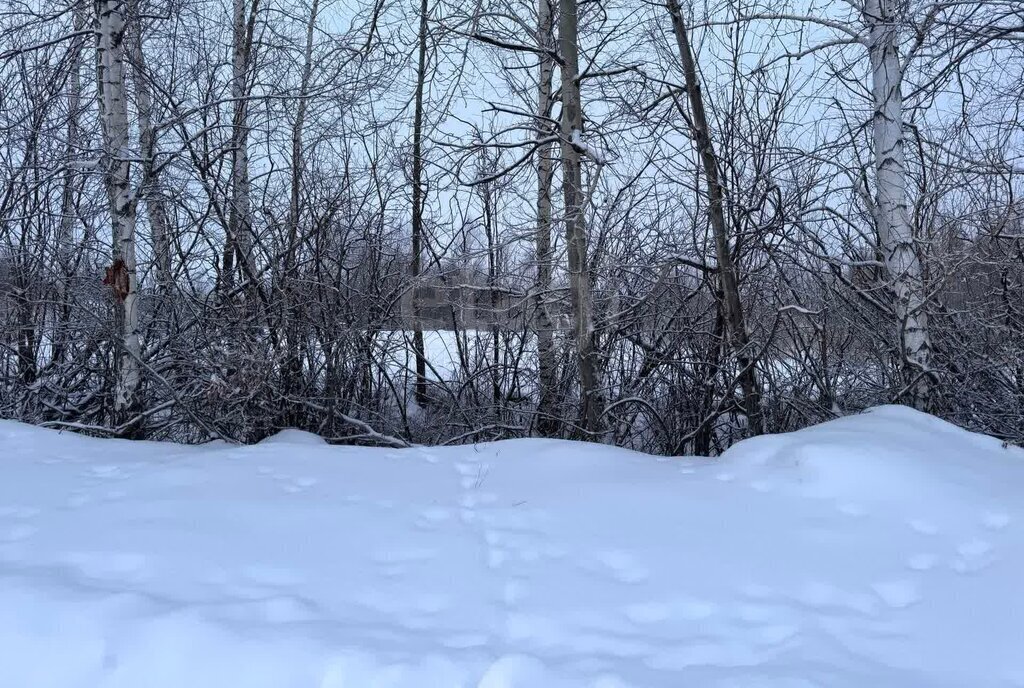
128,16,173,307
225,0,259,291
96,0,142,427
2,0,1023,451
558,0,602,434
861,0,932,408
534,0,558,435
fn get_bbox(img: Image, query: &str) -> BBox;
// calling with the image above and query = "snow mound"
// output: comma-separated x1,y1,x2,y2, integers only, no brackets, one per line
258,428,328,446
0,408,1022,687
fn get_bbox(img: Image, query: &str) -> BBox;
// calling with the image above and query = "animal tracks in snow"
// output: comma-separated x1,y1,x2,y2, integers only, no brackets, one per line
871,580,921,609
952,538,996,574
3,409,1022,687
982,511,1011,531
581,551,650,585
906,553,938,571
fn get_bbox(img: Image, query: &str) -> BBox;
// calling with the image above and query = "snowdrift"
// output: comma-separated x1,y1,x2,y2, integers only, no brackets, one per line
1,406,1022,687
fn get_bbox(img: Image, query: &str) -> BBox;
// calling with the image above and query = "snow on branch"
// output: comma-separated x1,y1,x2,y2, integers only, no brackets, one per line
570,129,610,165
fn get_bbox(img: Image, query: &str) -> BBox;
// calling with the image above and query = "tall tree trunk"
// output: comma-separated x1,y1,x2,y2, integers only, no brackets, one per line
280,0,321,419
410,0,429,406
226,0,258,292
128,19,173,309
480,174,501,407
97,0,141,428
864,0,931,410
53,3,86,368
534,0,558,436
58,5,85,260
666,0,763,435
557,0,601,435
16,134,39,387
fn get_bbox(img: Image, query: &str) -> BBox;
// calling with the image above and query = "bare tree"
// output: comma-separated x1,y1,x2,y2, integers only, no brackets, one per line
665,0,764,434
96,0,142,427
534,0,558,435
410,0,430,406
225,0,259,291
558,0,601,434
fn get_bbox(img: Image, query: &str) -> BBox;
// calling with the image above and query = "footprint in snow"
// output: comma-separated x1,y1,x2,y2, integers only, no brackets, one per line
65,551,151,582
0,506,39,518
906,553,938,571
503,579,527,606
908,518,939,535
587,550,650,584
794,581,877,615
871,580,921,609
460,492,498,509
414,507,452,530
283,476,318,493
241,564,306,587
739,583,775,600
260,595,319,623
454,462,477,477
66,493,91,508
87,465,125,479
421,506,452,522
837,502,866,517
487,547,508,570
371,546,437,565
623,601,671,624
952,538,995,573
0,524,36,542
414,593,450,614
733,602,777,624
982,511,1011,531
441,633,489,649
751,624,800,646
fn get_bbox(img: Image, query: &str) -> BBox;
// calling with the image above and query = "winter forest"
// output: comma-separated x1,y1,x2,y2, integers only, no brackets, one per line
2,0,1023,453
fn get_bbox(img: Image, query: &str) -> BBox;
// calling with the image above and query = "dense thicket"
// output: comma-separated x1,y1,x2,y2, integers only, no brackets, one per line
1,0,1022,452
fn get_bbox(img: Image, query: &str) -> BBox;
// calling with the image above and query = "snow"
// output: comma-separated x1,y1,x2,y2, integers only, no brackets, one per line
1,406,1023,687
375,329,537,384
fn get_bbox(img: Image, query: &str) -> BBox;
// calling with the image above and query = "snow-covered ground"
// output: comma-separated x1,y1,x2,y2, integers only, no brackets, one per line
1,407,1022,687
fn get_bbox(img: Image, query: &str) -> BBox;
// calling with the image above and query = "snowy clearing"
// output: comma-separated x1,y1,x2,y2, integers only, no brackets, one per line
1,406,1023,687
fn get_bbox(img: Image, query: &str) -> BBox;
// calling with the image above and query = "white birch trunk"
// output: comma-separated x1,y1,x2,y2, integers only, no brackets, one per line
97,0,141,420
58,4,85,260
128,22,173,304
534,0,558,435
864,0,931,409
557,0,601,434
53,3,86,367
227,0,255,290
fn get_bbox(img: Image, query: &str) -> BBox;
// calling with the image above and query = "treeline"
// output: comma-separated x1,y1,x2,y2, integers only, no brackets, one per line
0,0,1022,453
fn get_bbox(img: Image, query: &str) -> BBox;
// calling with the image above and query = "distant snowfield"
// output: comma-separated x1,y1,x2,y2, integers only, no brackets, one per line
1,407,1023,687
